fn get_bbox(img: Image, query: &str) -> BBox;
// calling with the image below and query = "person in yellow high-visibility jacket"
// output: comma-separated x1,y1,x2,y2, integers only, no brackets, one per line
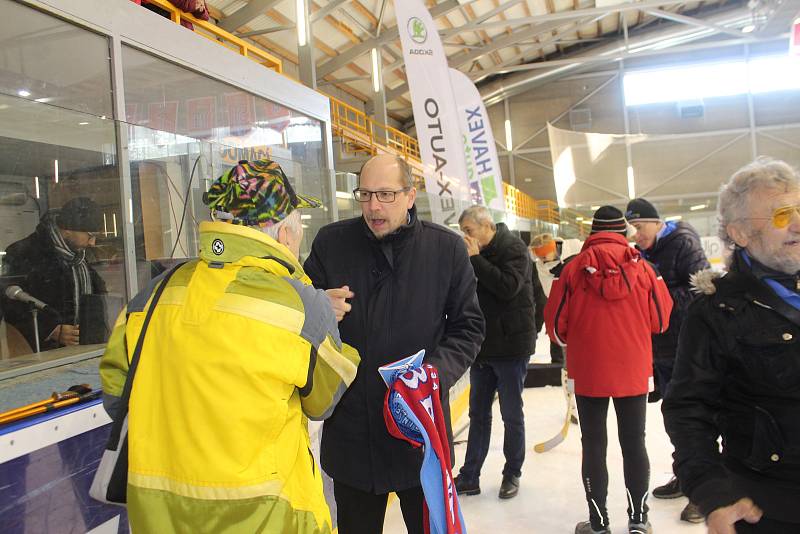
100,159,360,534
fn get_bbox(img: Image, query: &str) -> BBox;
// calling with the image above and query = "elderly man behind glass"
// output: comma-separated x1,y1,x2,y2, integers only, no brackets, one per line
663,157,800,534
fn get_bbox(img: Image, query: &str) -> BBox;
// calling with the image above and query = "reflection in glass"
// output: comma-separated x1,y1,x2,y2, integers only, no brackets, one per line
0,0,113,117
0,94,124,358
121,45,325,171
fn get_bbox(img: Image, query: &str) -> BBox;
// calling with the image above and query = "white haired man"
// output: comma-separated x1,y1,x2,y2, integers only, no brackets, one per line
663,157,800,533
454,205,536,500
100,159,360,533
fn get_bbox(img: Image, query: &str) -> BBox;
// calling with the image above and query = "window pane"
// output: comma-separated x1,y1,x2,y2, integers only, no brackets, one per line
126,123,334,287
0,0,113,118
0,94,124,360
121,45,325,171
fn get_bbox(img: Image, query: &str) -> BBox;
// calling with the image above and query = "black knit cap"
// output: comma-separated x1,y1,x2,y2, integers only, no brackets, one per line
591,205,627,235
56,197,104,233
625,198,660,222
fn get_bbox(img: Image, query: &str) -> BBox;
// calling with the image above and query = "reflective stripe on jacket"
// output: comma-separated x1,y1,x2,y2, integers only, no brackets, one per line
100,221,360,533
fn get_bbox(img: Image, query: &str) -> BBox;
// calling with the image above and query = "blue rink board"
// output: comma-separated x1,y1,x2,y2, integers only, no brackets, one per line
0,400,129,533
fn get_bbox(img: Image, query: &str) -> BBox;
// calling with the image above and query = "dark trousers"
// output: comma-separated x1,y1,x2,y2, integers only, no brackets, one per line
550,341,564,365
576,394,650,531
735,517,800,533
333,480,424,534
459,357,528,482
653,359,675,398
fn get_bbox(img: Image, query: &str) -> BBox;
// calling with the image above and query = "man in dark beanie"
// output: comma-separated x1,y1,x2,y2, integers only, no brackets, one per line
625,197,709,523
2,197,106,351
545,205,672,534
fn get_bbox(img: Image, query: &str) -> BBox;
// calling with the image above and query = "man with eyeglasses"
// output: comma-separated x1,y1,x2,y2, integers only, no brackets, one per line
2,197,106,351
304,154,485,534
625,195,710,524
663,157,800,533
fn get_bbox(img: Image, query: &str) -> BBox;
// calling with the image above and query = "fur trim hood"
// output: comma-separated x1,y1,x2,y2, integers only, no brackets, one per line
690,269,724,295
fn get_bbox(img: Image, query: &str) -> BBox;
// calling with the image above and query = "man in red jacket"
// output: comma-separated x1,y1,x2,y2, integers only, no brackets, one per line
545,206,672,534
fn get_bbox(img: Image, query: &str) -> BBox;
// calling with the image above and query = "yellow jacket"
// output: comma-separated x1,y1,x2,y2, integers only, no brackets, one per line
100,221,360,533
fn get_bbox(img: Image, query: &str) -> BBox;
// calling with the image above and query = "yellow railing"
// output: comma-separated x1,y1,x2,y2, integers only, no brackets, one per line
535,200,560,225
139,2,559,225
327,94,421,162
560,207,591,238
145,0,282,73
503,183,537,220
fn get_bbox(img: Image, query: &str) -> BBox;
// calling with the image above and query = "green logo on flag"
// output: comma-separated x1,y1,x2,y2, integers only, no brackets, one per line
481,175,499,206
408,17,427,44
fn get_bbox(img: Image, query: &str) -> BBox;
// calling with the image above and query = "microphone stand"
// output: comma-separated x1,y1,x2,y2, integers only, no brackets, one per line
30,305,41,353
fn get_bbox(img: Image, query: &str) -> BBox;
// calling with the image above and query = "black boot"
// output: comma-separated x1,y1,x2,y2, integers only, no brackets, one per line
652,476,683,499
498,474,519,499
453,474,480,496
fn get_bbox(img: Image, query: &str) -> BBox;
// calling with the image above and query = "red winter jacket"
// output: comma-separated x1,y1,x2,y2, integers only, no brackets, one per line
544,232,673,397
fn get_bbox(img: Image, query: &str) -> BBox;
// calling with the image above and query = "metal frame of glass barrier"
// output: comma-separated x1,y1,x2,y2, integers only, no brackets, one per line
2,0,336,374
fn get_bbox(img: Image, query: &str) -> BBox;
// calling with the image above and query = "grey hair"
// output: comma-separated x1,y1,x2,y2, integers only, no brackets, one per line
718,157,800,247
459,205,496,230
359,155,414,189
261,209,302,241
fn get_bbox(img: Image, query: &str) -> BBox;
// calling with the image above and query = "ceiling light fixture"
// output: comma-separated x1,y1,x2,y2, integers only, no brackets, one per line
690,203,707,211
505,119,513,151
296,0,307,47
626,166,636,199
371,48,381,93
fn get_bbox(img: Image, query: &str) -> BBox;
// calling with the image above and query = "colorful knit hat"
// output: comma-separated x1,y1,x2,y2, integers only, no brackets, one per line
203,159,321,227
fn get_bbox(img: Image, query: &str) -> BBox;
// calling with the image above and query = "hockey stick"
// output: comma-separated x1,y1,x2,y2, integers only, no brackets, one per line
534,367,574,453
0,384,95,425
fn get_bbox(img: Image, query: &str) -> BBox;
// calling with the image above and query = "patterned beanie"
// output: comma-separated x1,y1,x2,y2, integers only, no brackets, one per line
591,205,628,235
203,159,321,227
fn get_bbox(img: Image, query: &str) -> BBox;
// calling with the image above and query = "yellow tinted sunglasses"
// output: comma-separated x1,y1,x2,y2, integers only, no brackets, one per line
753,205,800,229
770,205,800,228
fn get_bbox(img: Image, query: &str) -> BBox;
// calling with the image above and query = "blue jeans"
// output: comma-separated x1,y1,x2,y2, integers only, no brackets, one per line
458,358,528,482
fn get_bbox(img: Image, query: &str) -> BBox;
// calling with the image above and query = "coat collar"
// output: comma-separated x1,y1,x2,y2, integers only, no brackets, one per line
198,221,308,282
706,250,800,327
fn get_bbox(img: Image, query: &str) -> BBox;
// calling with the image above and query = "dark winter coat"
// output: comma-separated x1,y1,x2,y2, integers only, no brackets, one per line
532,259,547,333
1,224,106,351
545,232,673,397
638,221,709,361
303,206,485,494
663,251,800,523
472,223,535,361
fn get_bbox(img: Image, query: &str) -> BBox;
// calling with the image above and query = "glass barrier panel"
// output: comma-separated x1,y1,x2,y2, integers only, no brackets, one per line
0,0,113,118
0,93,124,360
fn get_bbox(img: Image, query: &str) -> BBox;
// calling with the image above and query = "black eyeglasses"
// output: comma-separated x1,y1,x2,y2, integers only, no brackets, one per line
353,187,411,203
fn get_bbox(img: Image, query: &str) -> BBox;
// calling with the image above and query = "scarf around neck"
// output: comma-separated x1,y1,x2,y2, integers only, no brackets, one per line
45,214,92,321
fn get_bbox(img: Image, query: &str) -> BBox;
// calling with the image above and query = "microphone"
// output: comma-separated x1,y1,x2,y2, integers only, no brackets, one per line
5,286,50,311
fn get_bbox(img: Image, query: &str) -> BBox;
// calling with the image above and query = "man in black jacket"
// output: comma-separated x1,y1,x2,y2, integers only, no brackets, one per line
2,197,106,352
663,157,800,533
625,197,709,523
304,154,485,534
453,205,534,500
